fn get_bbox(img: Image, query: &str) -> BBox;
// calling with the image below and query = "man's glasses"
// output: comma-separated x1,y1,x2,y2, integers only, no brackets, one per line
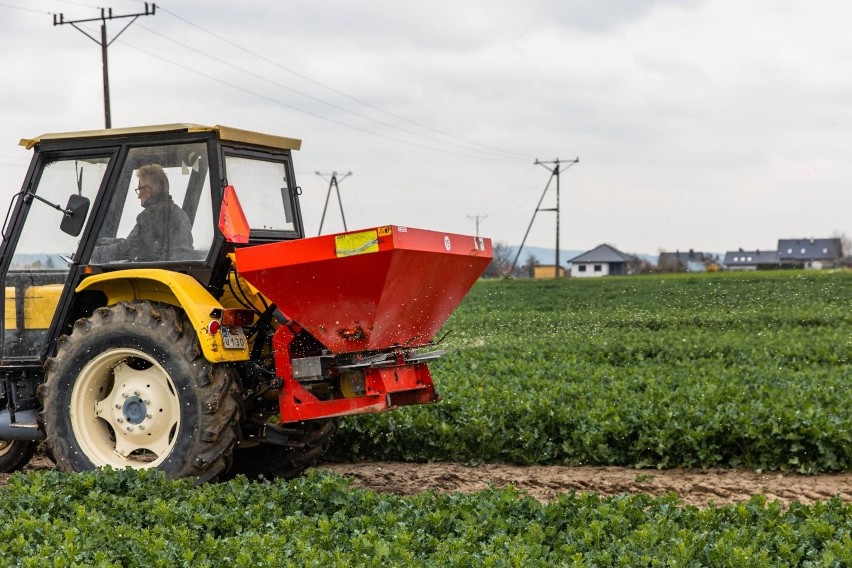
134,185,152,195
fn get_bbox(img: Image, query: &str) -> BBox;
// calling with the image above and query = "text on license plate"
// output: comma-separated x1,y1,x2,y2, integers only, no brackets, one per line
222,327,247,349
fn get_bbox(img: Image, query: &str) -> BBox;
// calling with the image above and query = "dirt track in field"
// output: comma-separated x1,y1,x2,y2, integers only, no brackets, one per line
5,454,850,508
316,461,852,507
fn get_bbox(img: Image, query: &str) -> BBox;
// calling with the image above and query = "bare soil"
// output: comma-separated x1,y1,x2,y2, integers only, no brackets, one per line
4,455,848,508
317,462,852,507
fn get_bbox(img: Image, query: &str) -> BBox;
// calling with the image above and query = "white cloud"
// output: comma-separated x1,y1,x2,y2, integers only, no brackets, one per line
0,0,849,256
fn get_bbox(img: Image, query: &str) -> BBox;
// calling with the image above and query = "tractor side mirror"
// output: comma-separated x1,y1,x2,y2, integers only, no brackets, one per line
60,194,90,237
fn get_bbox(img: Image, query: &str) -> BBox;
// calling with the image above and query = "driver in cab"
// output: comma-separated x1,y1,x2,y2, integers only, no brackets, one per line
93,164,194,262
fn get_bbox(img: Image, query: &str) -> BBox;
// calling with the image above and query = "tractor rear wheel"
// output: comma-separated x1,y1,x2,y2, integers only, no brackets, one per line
229,419,337,480
43,301,242,483
0,439,36,473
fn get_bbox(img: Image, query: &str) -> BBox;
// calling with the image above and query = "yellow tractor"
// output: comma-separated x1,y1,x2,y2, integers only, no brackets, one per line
0,124,491,481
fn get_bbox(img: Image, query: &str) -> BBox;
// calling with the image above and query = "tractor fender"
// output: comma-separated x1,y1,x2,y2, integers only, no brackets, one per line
75,269,250,363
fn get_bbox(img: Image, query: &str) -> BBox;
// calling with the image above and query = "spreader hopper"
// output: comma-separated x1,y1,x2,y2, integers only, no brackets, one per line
235,226,492,354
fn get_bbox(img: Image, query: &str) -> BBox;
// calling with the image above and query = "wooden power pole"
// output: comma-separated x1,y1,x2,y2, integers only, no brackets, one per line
511,157,579,277
54,3,157,128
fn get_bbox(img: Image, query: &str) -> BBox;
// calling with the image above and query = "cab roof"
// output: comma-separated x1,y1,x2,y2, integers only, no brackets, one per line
19,123,302,151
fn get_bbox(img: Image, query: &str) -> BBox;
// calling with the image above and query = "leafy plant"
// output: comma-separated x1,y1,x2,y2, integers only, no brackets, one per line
3,468,852,566
329,271,852,473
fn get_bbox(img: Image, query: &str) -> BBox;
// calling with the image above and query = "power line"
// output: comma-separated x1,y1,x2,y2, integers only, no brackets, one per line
154,6,534,162
117,40,528,163
32,3,562,168
53,3,157,128
0,3,50,14
483,167,540,216
134,23,525,163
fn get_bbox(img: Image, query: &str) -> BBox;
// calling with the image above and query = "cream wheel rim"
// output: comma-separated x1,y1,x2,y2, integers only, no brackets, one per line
70,348,181,468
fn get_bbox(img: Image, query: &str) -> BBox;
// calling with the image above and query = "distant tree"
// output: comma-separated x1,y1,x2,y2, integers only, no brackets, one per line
832,230,852,258
626,255,655,275
45,256,56,269
522,252,539,278
483,241,513,278
656,250,685,273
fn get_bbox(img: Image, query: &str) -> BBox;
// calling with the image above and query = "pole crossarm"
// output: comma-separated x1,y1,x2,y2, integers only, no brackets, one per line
53,5,156,27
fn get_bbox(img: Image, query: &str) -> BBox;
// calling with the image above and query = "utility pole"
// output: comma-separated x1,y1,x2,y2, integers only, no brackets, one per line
53,3,157,129
511,157,579,278
467,214,488,238
316,171,352,236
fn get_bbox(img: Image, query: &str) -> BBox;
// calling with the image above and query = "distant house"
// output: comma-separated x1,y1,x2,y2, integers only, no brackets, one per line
723,249,779,271
568,244,633,278
658,250,718,272
533,265,566,279
777,238,843,269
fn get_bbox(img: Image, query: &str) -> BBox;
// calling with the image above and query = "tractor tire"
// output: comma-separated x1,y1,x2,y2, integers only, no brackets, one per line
229,419,337,480
43,301,242,483
0,439,36,473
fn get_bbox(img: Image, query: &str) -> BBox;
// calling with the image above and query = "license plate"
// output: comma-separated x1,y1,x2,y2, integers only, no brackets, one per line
221,327,247,349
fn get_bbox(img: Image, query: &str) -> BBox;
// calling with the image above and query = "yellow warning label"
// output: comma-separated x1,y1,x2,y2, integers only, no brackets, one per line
377,226,393,237
335,229,380,257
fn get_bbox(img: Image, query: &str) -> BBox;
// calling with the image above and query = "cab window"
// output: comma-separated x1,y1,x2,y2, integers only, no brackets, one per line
224,155,295,234
3,156,108,359
92,143,213,263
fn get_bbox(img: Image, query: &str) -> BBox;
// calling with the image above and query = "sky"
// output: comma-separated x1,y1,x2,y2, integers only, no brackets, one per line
0,0,850,259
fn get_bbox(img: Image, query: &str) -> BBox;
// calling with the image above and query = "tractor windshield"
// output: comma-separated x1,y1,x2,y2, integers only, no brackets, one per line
3,155,109,359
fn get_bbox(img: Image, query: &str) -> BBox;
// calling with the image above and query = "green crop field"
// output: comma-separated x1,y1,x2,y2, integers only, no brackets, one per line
330,270,852,473
4,468,852,566
5,270,852,565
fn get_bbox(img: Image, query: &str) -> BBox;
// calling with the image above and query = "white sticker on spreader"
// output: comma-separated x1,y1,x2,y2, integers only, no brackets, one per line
444,235,451,251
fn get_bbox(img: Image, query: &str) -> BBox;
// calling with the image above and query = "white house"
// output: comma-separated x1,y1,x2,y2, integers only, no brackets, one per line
568,244,633,278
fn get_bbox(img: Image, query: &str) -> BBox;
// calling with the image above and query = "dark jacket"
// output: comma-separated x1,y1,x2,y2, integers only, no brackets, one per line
95,194,194,262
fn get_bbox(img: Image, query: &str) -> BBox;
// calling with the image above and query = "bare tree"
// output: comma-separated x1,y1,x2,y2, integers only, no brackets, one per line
832,231,852,258
521,252,539,278
656,250,685,273
483,241,514,278
626,255,655,274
